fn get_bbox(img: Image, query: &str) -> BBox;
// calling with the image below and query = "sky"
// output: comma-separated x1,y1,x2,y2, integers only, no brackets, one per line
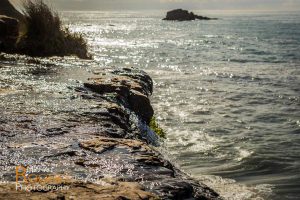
10,0,300,12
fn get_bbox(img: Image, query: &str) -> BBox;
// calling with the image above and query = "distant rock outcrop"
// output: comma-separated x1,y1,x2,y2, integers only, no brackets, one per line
163,9,217,21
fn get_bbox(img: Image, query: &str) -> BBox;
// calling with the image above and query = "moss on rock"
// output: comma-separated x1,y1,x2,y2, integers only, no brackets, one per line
149,117,166,139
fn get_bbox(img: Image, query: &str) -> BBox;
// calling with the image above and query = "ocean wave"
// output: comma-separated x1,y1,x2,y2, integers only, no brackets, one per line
195,174,274,200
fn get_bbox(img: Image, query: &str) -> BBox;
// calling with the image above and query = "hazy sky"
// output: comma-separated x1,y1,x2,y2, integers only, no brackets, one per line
10,0,300,11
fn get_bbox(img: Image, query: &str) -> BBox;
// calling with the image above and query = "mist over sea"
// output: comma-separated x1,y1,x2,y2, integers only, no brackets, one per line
1,10,299,199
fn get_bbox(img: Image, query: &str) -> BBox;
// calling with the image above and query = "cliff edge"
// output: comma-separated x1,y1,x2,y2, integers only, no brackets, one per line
0,66,222,200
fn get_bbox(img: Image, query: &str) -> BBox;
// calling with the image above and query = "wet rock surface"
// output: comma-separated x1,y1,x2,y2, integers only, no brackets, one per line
84,68,154,123
0,62,221,199
0,178,158,200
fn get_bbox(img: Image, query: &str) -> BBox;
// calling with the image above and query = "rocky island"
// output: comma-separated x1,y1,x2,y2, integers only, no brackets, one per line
0,1,222,199
163,9,217,21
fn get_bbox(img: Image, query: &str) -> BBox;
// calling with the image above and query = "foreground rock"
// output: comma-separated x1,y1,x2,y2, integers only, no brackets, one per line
0,66,222,199
163,9,217,21
0,15,19,51
84,68,154,123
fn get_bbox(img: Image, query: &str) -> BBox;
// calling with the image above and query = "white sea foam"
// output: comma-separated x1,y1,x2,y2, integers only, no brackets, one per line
234,147,254,161
196,175,273,200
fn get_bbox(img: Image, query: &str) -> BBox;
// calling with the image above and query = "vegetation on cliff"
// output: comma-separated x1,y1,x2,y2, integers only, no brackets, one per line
0,0,90,59
17,0,90,59
149,117,166,139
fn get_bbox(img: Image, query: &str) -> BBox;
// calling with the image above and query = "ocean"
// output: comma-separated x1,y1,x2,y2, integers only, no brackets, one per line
1,10,300,199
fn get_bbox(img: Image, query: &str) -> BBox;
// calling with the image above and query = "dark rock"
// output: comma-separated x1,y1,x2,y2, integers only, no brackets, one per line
129,90,154,124
79,136,149,154
84,79,130,97
42,150,79,159
163,9,217,21
0,0,24,22
44,127,68,137
150,178,195,199
135,153,174,170
0,15,19,51
84,68,154,123
112,68,153,96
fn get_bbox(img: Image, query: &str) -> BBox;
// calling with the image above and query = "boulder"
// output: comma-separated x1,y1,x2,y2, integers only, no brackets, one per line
84,68,154,123
163,9,217,21
0,15,19,51
112,67,153,96
129,90,154,124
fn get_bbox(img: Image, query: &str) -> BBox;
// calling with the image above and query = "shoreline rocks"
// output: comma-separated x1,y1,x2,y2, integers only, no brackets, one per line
84,68,154,124
163,9,217,21
0,65,222,199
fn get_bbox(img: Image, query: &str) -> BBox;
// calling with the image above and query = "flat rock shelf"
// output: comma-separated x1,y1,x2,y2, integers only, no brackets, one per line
0,67,222,200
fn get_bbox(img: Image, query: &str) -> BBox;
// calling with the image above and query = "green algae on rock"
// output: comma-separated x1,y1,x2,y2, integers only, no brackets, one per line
150,117,167,139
